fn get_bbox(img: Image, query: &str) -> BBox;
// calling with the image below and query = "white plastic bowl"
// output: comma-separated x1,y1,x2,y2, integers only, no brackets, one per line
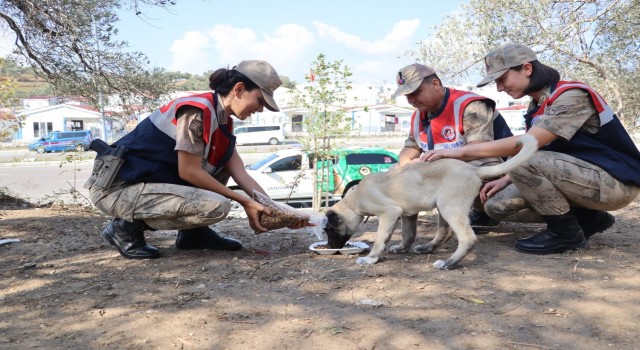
309,241,370,255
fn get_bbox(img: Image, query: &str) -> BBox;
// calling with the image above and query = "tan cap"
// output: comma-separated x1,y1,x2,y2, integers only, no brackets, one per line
233,60,282,112
477,43,537,87
391,63,436,98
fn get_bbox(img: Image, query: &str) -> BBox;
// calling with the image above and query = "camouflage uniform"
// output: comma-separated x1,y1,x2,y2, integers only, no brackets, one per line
484,87,640,221
88,106,232,230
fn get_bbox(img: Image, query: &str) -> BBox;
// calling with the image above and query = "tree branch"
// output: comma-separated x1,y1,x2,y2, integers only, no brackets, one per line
0,12,53,76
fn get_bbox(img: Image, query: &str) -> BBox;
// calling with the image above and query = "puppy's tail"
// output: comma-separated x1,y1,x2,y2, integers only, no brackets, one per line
476,133,538,180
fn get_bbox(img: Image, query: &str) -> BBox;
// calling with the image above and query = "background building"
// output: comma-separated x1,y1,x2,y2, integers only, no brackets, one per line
15,104,103,142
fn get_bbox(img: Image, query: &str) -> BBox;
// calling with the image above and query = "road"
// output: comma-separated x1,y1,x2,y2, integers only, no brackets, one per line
0,151,268,204
0,137,405,203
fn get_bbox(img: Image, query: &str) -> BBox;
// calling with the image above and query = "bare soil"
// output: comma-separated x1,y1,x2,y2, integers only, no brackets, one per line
1,193,639,350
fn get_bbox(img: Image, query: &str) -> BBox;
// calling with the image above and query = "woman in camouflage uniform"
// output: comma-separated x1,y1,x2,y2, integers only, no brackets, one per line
88,61,310,259
419,43,640,255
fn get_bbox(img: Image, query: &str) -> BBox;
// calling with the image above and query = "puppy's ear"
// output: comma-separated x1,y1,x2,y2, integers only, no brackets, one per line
326,209,342,227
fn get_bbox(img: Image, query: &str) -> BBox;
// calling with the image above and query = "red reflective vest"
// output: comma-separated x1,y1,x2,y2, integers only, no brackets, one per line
114,92,236,186
525,81,613,130
154,92,235,167
410,89,496,151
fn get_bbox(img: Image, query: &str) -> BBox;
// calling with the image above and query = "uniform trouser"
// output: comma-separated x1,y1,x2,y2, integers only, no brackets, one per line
484,150,640,222
88,170,232,230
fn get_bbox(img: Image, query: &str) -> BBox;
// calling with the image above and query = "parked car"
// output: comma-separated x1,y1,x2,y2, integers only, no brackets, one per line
227,147,399,205
27,130,94,153
234,124,285,145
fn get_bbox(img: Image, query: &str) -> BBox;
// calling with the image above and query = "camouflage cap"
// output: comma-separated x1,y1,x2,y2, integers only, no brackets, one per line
476,43,537,87
234,60,282,112
391,63,436,98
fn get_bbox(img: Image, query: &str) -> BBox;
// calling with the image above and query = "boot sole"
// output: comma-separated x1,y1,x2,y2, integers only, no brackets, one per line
100,226,160,259
100,227,117,247
515,241,587,255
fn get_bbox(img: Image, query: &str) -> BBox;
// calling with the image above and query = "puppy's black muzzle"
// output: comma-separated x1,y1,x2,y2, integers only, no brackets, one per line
325,226,350,248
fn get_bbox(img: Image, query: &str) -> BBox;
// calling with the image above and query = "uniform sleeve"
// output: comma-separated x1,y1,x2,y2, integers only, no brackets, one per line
404,134,421,150
533,88,599,141
404,111,421,150
462,100,495,143
174,106,207,157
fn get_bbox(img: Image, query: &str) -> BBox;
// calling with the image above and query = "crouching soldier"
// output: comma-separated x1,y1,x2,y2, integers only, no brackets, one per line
85,60,310,259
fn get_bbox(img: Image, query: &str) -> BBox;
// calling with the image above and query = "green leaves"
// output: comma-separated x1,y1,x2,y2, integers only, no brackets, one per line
0,0,177,115
412,0,639,129
291,53,353,210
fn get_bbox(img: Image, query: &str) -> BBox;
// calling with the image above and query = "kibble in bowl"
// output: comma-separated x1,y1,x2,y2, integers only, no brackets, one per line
309,241,370,255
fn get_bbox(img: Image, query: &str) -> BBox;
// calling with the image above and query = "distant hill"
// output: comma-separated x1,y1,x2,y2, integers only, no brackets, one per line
0,59,296,103
0,59,52,100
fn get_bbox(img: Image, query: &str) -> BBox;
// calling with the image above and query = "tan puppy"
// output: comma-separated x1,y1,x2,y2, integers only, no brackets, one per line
324,134,538,270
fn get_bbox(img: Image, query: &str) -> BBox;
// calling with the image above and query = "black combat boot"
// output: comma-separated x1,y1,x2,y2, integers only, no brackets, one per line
571,207,615,240
469,210,500,234
100,218,160,259
515,211,587,254
175,226,242,251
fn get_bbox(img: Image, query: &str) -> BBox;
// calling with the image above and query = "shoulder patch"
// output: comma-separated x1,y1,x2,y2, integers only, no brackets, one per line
544,105,570,116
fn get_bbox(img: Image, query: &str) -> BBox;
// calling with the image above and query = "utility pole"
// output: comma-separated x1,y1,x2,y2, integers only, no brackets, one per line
98,89,106,141
92,16,108,141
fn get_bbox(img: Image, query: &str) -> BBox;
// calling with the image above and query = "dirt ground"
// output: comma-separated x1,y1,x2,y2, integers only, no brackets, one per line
1,193,639,350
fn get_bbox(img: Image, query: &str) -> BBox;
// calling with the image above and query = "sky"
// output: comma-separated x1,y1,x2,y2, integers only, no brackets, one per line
111,0,465,85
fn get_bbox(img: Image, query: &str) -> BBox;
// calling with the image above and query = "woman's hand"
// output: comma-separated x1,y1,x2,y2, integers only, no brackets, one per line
287,217,316,229
479,175,511,203
242,199,271,233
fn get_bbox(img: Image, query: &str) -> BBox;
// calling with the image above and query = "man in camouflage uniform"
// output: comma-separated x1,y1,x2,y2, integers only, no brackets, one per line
392,63,512,228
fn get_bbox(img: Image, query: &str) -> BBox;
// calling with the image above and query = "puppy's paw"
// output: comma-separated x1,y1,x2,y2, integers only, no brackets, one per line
388,244,408,254
356,256,379,265
432,259,458,270
433,260,448,270
411,244,436,254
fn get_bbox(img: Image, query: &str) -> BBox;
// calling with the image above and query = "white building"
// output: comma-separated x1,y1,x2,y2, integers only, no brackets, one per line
281,83,409,136
21,96,61,110
15,104,104,143
149,86,410,136
498,105,528,133
9,81,529,145
345,104,414,134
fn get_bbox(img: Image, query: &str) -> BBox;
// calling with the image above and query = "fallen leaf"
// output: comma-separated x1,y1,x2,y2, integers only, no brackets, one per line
460,296,485,304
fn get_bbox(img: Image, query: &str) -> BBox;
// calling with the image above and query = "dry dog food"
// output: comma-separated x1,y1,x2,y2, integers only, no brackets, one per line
315,243,358,250
253,191,309,231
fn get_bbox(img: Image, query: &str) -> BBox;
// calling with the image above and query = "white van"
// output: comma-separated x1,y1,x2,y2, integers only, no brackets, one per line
234,124,285,145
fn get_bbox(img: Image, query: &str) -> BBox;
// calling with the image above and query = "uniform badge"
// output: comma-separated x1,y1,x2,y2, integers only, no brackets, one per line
441,125,456,141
